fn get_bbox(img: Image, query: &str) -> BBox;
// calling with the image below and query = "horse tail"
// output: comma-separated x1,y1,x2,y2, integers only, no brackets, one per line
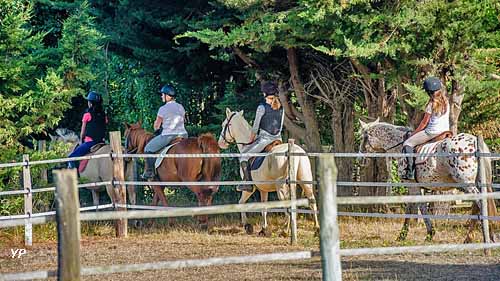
197,133,222,181
477,139,498,226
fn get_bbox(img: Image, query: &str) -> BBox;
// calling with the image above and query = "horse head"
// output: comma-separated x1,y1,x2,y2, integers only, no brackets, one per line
123,122,151,154
218,108,251,149
358,118,410,166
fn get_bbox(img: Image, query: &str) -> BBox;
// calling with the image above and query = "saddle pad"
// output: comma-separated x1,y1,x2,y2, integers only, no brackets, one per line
415,141,441,165
155,143,178,169
78,144,107,173
78,159,89,173
250,156,266,171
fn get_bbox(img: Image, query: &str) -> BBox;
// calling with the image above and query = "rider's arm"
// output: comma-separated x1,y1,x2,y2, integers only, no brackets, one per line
250,105,265,140
413,113,430,135
153,116,163,131
80,112,91,143
79,123,86,144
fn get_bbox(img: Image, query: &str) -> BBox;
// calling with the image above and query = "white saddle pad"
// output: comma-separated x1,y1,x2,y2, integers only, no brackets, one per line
415,141,440,165
154,143,178,169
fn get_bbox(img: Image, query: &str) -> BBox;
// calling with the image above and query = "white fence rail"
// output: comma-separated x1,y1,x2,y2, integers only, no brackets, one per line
1,131,500,281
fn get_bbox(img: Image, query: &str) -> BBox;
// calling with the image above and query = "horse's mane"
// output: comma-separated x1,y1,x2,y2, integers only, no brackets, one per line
54,128,80,143
365,121,411,133
127,123,153,153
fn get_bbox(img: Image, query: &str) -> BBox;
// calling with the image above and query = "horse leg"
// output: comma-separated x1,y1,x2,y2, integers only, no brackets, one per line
276,184,290,238
300,183,319,230
258,191,269,236
398,186,420,241
91,189,99,207
464,201,481,243
239,189,255,234
418,203,435,241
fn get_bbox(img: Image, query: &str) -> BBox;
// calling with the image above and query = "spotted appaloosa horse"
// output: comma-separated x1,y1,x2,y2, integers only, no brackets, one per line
358,118,498,243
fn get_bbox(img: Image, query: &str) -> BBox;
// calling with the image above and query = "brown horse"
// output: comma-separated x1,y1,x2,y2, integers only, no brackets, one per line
124,122,221,228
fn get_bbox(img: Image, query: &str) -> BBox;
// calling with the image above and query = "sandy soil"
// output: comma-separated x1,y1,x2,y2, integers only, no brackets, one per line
1,216,499,280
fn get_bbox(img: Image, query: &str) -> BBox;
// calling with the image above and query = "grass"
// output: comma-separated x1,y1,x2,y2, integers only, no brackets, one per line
1,212,499,281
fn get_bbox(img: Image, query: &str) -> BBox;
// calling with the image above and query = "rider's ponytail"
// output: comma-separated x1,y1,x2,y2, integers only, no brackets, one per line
431,90,448,116
270,95,281,110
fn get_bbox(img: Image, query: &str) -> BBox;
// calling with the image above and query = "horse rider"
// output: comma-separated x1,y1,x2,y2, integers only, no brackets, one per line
237,81,284,191
68,91,107,169
142,84,188,179
402,76,450,180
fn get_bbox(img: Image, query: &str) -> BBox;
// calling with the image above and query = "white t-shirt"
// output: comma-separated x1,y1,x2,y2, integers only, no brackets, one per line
424,102,450,135
157,101,188,136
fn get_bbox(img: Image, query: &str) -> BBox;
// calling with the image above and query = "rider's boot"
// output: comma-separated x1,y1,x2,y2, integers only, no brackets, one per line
402,145,415,180
236,161,253,192
142,157,156,180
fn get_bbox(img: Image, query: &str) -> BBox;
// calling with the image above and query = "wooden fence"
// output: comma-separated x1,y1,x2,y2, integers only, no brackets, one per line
1,132,500,280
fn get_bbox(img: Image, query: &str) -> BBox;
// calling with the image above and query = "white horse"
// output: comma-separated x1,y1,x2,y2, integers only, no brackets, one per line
218,108,319,235
50,128,136,207
358,118,498,242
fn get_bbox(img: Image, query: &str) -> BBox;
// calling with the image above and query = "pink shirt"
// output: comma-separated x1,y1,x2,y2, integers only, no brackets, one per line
82,113,108,142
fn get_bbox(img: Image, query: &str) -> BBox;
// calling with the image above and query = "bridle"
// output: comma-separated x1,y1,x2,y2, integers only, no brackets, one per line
124,129,138,154
221,113,255,146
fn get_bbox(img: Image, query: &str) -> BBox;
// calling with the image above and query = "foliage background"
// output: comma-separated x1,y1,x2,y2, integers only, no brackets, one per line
0,0,499,213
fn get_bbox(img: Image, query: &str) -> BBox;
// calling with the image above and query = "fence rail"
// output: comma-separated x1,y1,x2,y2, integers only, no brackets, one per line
1,131,500,281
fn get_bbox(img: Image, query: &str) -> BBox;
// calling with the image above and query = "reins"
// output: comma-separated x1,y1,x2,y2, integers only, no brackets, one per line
222,113,255,146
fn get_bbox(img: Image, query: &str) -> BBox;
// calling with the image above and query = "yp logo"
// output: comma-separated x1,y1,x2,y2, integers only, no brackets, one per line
10,249,27,259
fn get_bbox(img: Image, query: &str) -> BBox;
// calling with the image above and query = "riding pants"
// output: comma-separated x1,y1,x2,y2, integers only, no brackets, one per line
403,131,439,148
144,133,188,153
68,140,98,169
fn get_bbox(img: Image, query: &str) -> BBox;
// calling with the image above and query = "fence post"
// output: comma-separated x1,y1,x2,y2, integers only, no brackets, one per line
110,131,128,237
23,154,32,246
477,135,491,256
288,139,297,245
318,154,342,281
54,169,81,281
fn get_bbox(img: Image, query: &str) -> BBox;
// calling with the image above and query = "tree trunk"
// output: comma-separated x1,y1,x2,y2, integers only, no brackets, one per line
449,78,464,135
351,60,397,200
287,48,322,152
331,102,355,196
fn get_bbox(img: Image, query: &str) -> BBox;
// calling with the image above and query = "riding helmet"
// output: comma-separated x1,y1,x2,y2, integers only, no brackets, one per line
261,81,278,96
85,91,102,102
423,77,442,94
159,84,176,97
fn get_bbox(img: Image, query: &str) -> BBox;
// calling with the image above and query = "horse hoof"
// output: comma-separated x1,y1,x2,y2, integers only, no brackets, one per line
133,220,144,229
396,234,407,242
200,223,209,231
424,234,433,242
244,224,254,235
258,229,270,237
279,231,288,238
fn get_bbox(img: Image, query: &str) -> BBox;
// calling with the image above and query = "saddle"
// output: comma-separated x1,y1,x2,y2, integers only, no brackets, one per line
78,143,107,173
405,131,454,175
154,137,185,170
248,140,283,173
414,131,453,153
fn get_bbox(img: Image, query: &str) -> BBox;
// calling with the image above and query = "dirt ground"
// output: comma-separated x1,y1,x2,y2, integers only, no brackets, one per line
1,215,499,281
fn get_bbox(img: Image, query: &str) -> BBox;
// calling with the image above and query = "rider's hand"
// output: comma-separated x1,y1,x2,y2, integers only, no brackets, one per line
250,132,256,142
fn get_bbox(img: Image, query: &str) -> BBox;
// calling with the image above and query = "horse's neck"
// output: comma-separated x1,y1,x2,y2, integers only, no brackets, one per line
233,118,253,152
382,125,408,152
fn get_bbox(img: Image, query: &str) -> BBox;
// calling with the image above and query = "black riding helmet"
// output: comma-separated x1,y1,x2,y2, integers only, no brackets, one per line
85,91,102,102
423,77,442,96
159,84,176,97
261,81,278,97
